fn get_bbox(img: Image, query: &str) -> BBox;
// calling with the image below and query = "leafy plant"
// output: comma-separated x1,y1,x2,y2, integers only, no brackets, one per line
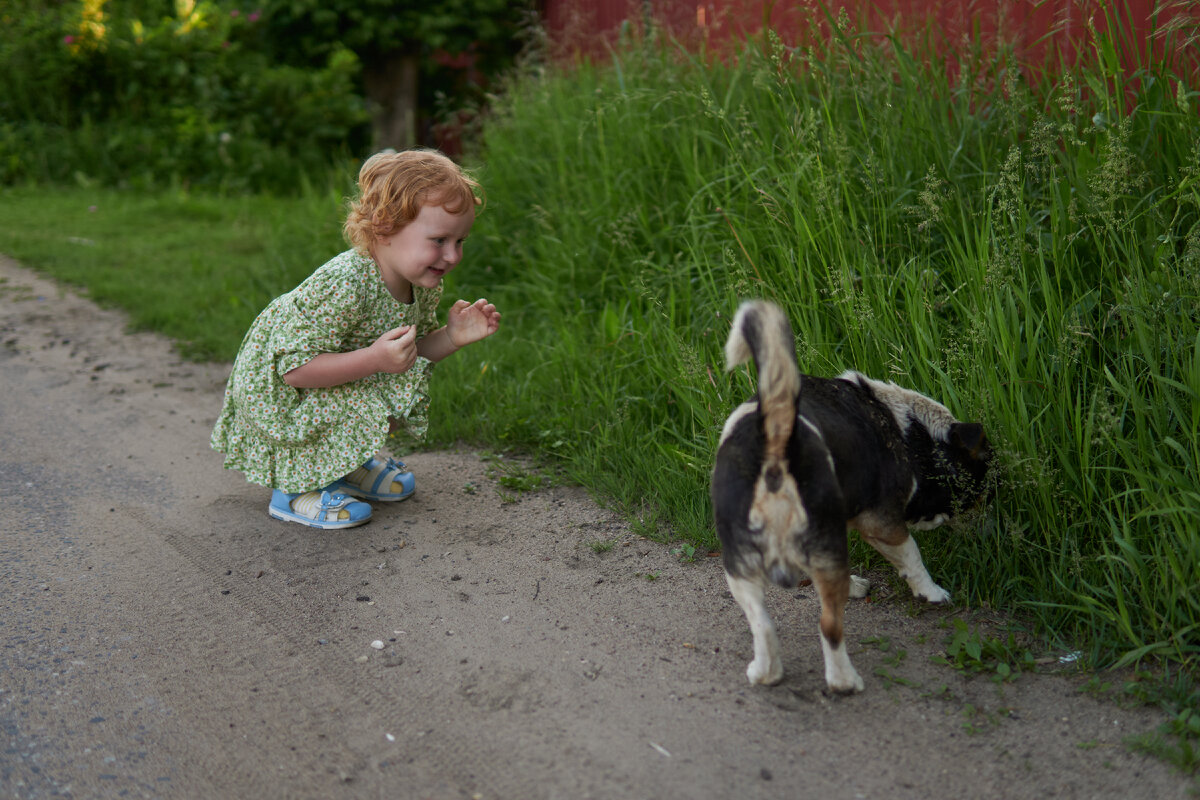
935,619,1037,682
478,453,555,503
1124,670,1200,774
670,542,698,562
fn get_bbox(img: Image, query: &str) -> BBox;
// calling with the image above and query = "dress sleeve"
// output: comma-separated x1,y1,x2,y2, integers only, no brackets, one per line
270,261,369,377
413,282,444,338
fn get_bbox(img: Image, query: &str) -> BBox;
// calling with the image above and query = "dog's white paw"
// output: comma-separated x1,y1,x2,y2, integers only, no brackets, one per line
849,574,871,599
746,657,784,685
825,663,864,694
915,581,951,604
821,635,864,694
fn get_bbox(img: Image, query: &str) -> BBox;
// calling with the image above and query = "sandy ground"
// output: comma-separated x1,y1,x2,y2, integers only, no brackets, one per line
0,252,1194,800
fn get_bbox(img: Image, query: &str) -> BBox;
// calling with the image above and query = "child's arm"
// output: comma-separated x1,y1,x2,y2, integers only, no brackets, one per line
283,299,499,387
417,299,501,363
283,325,418,389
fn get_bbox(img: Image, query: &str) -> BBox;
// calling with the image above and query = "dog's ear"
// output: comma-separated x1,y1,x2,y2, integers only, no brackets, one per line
949,422,989,459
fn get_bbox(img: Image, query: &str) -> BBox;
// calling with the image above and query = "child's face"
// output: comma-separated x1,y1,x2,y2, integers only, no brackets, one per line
373,201,475,295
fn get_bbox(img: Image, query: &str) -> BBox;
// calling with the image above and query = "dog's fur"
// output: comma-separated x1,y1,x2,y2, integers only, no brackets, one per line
711,300,991,693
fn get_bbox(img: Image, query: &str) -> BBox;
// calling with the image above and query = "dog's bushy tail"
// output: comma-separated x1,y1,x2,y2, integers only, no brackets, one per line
725,300,800,479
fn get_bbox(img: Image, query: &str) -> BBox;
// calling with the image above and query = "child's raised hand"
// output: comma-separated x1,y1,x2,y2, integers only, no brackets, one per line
370,324,418,374
446,299,501,349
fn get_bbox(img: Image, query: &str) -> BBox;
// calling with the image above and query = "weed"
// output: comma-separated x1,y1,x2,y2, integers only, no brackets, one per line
873,666,921,689
960,704,988,735
483,457,555,494
670,542,698,562
1123,670,1200,774
935,619,1037,682
961,704,1015,735
920,684,955,702
1079,675,1115,697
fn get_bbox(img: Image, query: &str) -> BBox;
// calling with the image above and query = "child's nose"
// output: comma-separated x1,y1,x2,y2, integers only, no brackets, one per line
443,244,463,265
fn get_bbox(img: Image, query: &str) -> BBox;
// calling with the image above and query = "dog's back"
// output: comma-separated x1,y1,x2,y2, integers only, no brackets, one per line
714,306,992,574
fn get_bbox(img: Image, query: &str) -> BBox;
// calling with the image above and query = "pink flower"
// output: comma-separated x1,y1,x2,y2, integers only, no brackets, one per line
230,9,240,17
63,35,75,44
248,10,260,21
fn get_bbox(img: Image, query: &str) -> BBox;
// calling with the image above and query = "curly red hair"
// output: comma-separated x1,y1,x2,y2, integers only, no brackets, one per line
343,149,482,255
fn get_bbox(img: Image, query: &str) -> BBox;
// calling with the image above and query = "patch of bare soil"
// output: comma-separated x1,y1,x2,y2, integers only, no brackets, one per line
0,253,1192,799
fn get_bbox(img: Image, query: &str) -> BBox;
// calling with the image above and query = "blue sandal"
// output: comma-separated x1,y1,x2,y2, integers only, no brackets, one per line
268,489,372,529
328,456,415,502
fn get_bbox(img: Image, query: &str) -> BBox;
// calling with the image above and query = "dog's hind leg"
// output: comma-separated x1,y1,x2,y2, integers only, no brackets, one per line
812,567,864,693
861,528,950,604
725,573,784,685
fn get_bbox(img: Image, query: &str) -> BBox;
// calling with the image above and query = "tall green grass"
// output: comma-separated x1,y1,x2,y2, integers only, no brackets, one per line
434,22,1200,672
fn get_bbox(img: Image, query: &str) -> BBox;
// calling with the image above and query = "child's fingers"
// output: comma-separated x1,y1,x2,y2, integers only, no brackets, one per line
381,324,413,341
451,299,495,310
451,299,499,321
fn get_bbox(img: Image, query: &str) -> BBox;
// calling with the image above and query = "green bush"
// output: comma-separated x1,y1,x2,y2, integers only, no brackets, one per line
0,0,369,191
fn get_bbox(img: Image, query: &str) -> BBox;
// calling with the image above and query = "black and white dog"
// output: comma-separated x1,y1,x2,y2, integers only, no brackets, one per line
711,300,991,693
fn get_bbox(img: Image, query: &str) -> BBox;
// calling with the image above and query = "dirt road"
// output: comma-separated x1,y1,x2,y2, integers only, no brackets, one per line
0,253,1191,799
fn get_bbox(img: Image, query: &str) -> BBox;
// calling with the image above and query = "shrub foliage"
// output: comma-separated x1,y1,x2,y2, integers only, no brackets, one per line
0,0,369,191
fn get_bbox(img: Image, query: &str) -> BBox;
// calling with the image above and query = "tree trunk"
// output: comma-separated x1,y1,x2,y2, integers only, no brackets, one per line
363,51,419,152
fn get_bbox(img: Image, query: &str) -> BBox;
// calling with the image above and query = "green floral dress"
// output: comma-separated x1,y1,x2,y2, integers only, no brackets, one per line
211,249,440,494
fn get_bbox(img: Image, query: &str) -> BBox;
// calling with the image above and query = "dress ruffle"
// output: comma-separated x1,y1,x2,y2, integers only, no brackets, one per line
211,360,432,493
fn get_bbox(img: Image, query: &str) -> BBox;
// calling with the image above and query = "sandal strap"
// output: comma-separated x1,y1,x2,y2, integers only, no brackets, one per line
317,490,358,523
362,457,410,496
294,490,355,522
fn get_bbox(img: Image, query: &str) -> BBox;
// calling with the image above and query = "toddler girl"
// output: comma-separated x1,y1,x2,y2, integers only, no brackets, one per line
211,149,500,529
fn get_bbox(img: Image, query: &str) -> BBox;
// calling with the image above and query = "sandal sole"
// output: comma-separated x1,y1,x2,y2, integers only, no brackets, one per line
268,506,371,530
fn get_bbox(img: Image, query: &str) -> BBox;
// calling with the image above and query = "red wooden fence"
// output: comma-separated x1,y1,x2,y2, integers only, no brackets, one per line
541,0,1199,78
